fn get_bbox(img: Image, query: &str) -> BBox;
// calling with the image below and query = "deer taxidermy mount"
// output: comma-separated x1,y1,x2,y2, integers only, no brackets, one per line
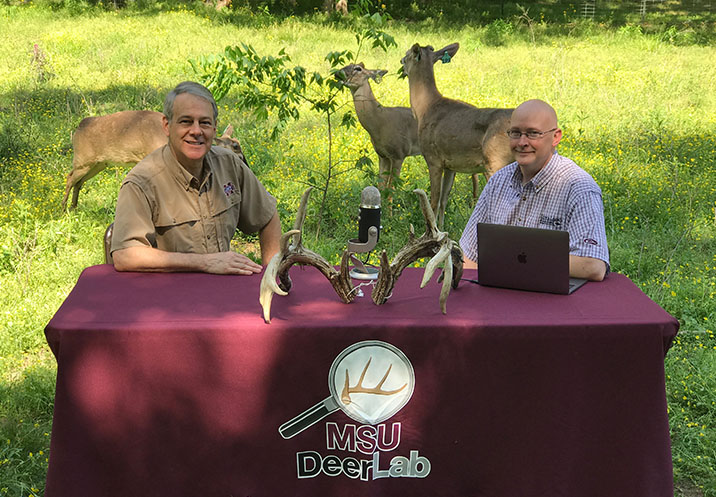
259,187,464,323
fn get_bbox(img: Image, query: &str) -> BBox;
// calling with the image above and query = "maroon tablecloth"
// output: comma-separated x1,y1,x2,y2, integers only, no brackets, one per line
44,264,678,497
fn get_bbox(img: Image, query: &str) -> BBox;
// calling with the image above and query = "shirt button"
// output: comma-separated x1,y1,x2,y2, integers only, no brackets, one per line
521,196,526,201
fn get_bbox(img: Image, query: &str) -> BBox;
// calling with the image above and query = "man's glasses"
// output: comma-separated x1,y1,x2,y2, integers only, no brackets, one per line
506,128,557,140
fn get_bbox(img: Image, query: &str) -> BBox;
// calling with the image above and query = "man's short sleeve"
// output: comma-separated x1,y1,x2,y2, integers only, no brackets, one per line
567,190,610,266
110,181,156,253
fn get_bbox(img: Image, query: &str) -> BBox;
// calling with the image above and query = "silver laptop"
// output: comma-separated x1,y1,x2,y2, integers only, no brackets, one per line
477,223,587,294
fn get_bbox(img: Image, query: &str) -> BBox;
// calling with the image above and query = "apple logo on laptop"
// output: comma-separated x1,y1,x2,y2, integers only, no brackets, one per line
517,252,527,264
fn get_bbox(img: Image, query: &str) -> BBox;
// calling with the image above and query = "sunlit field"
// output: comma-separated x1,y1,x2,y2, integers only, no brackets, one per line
1,3,714,496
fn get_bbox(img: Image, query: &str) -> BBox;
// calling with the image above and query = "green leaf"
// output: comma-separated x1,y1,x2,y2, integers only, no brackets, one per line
341,112,357,129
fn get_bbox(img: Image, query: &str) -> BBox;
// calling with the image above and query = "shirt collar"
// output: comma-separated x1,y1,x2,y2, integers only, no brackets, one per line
162,145,213,190
510,151,560,192
531,151,560,191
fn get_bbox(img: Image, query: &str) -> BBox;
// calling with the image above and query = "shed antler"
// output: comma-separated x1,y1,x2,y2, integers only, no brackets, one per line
259,188,356,323
372,189,463,314
259,188,463,322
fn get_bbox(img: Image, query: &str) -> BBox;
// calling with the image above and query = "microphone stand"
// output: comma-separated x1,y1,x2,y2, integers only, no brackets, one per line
347,226,379,280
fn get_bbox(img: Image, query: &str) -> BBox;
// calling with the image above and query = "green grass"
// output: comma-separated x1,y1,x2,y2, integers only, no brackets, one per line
1,3,715,496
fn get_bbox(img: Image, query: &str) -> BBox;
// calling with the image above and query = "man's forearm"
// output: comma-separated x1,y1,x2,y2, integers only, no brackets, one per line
258,212,282,264
569,255,607,281
113,246,263,275
113,246,209,273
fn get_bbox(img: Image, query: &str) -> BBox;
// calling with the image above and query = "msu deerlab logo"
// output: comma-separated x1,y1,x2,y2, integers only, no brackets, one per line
279,340,431,481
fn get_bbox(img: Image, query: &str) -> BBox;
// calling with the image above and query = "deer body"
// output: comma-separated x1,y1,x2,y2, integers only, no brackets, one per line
401,43,514,228
341,63,421,192
63,110,244,210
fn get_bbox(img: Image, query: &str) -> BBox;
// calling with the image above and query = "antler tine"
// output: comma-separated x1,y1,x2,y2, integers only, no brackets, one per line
357,356,372,384
450,242,464,289
260,230,302,323
292,187,313,247
259,246,290,324
280,229,300,252
439,251,453,314
421,243,451,289
276,230,301,293
413,188,440,237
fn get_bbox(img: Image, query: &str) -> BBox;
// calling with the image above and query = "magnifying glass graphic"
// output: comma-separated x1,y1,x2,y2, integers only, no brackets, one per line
279,340,415,439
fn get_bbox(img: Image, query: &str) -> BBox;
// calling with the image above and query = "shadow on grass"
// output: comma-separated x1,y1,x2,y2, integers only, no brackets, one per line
0,353,56,496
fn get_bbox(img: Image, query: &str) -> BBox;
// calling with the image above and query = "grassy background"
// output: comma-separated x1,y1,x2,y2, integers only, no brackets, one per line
1,2,715,496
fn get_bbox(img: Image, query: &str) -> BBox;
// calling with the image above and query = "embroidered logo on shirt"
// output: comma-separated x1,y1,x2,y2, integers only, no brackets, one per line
539,216,563,229
584,238,598,246
224,182,236,197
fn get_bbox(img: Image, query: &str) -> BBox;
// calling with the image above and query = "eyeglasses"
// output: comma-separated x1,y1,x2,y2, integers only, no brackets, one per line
506,128,557,140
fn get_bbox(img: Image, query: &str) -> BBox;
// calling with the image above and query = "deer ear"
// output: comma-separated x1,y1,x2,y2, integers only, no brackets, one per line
223,124,234,137
432,43,459,64
442,43,460,57
358,62,365,68
370,69,388,83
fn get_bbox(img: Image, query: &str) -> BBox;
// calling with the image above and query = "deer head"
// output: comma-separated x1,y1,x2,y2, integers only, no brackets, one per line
214,124,246,162
400,43,460,79
338,63,388,92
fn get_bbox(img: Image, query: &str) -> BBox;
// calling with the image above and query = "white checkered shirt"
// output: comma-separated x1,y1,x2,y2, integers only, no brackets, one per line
460,152,610,268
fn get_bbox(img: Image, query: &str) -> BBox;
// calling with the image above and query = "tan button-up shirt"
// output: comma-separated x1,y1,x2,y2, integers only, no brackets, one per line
111,145,276,254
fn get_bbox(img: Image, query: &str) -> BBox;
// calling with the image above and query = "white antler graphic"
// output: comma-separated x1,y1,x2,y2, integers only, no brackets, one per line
341,357,407,406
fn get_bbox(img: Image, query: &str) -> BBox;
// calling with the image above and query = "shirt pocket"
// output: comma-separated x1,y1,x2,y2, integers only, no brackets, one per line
211,188,242,252
154,205,202,253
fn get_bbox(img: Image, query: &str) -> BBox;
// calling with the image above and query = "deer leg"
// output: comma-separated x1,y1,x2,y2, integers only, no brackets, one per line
61,180,73,211
389,158,405,191
377,156,391,191
389,158,406,215
68,163,107,210
70,181,84,210
426,157,443,214
63,165,90,210
378,157,394,214
471,174,481,201
437,169,456,229
377,156,393,214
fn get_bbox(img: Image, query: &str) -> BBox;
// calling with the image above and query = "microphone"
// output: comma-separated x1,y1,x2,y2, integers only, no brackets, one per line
358,186,381,244
348,186,381,281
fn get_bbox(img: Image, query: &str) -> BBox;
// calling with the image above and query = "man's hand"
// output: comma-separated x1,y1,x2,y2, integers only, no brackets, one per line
462,257,478,270
202,251,263,275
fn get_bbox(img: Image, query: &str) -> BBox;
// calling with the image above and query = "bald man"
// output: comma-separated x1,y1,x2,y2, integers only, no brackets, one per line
460,99,609,281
